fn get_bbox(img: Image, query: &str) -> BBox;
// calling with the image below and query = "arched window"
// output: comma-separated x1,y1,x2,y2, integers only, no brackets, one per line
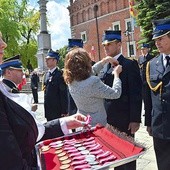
101,2,106,15
108,0,116,12
76,12,80,24
70,16,74,26
87,7,93,20
82,10,86,22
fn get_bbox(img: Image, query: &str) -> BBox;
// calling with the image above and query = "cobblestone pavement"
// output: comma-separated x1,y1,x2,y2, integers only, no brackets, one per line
31,91,158,170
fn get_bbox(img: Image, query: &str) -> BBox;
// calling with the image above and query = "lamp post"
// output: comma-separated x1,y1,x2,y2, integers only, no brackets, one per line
124,30,131,58
93,5,101,60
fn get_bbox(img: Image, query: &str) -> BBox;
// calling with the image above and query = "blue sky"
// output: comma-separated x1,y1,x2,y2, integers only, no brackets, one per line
28,0,71,50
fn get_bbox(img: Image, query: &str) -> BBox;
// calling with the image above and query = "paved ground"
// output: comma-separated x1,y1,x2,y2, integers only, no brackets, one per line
31,91,158,170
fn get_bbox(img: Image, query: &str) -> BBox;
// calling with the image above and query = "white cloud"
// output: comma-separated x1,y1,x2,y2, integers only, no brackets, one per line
46,1,71,50
27,0,70,50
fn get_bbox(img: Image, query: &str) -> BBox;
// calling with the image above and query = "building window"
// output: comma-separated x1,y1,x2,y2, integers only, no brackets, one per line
125,18,133,32
81,31,87,43
129,44,134,55
112,21,120,30
127,41,136,57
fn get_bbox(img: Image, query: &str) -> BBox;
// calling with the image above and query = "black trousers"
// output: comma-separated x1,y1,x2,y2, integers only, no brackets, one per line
153,137,170,170
31,88,38,103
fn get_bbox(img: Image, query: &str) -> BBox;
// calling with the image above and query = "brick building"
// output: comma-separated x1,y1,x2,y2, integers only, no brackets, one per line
67,0,142,62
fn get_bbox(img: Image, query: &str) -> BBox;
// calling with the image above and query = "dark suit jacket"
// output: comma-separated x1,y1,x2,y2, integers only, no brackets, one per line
43,68,68,120
30,73,39,89
0,91,64,169
104,55,142,135
145,54,170,139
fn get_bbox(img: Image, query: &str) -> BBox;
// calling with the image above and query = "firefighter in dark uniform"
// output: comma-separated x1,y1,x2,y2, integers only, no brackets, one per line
138,43,154,111
101,30,142,170
0,55,38,112
145,18,170,170
43,49,68,121
67,38,84,115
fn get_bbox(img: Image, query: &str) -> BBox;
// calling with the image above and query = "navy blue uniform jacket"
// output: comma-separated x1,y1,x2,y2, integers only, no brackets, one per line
44,68,68,120
145,54,170,139
104,55,142,135
0,91,64,169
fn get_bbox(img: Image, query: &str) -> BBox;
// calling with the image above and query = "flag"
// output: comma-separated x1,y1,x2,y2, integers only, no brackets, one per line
129,0,137,27
129,0,135,18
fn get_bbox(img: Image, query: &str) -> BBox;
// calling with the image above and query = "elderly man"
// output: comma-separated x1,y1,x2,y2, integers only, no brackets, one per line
145,18,170,170
0,55,87,169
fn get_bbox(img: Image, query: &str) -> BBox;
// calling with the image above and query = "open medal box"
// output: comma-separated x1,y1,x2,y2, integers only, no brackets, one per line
35,125,145,170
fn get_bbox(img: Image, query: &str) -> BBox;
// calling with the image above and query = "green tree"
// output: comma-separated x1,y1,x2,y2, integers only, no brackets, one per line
0,0,20,55
0,0,40,68
135,0,170,54
58,46,68,69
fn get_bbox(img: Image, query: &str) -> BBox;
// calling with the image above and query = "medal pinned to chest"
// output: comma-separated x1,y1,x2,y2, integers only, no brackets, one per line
49,75,53,82
47,72,53,82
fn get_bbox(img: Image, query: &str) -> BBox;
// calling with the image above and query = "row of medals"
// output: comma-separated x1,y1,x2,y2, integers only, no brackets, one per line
41,136,117,170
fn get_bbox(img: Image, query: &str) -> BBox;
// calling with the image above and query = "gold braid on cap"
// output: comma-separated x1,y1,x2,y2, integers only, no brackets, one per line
146,61,162,94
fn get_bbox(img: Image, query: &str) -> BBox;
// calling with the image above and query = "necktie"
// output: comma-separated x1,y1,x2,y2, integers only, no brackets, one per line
107,63,111,70
49,72,52,77
101,63,111,81
165,56,170,67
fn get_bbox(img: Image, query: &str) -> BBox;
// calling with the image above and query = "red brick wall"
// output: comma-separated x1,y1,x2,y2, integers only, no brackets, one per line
68,0,142,61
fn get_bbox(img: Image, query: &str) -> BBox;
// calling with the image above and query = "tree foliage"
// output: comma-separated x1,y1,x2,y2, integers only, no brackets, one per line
58,46,68,69
0,0,40,68
135,0,170,54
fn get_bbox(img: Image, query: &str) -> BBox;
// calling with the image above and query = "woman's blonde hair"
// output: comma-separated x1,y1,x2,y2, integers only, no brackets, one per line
63,48,92,84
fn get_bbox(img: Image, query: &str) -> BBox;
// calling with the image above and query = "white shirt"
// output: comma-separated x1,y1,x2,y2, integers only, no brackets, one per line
114,53,122,60
0,81,70,142
163,54,170,68
49,67,57,74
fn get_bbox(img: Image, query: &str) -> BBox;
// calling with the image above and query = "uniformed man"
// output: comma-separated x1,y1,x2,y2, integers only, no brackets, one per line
138,43,154,111
101,30,142,170
67,38,84,116
0,55,38,112
0,55,23,93
145,18,170,170
43,49,68,121
0,55,88,169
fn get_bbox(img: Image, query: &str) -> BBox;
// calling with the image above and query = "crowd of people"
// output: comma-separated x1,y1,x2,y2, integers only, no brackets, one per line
0,17,170,170
0,32,89,169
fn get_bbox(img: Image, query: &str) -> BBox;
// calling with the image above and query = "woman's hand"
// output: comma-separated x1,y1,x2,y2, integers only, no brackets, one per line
62,113,87,129
112,65,122,77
